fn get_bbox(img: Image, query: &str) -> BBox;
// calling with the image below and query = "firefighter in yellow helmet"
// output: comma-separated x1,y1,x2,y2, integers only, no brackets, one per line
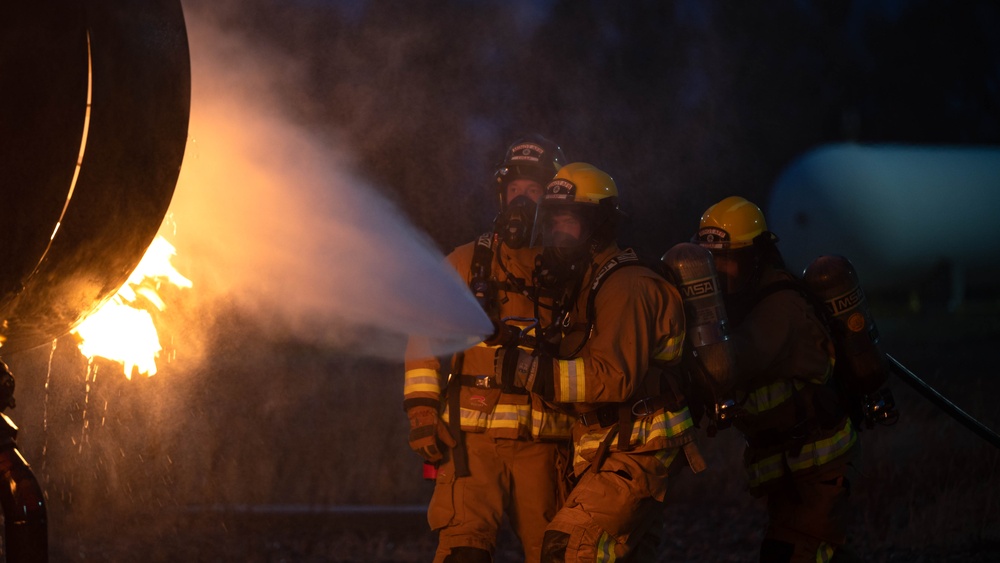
694,196,861,563
403,135,576,563
492,163,703,561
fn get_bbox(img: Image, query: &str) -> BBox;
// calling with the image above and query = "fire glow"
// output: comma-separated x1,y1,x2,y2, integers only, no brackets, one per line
72,235,191,379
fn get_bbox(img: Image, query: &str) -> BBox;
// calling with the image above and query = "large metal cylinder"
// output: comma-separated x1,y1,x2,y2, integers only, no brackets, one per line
0,0,190,352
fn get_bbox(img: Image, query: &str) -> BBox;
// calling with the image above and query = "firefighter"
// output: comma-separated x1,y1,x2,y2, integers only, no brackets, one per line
403,135,576,563
493,163,702,561
693,196,860,563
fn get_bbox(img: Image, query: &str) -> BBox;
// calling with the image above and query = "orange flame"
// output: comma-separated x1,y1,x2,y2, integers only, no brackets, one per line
73,235,191,379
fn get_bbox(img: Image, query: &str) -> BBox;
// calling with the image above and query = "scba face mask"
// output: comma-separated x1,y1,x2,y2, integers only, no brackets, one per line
533,207,594,291
535,245,586,291
497,194,537,249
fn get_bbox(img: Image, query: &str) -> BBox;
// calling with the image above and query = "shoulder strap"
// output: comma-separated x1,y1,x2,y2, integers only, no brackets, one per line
585,248,644,322
470,232,495,280
554,248,645,358
469,231,498,317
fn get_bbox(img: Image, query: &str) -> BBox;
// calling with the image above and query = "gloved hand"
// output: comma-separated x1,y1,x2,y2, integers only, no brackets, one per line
407,406,456,464
494,347,539,393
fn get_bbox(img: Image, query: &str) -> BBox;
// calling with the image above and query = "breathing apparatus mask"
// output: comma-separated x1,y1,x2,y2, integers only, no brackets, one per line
495,194,537,250
530,204,594,290
492,134,566,250
530,163,620,292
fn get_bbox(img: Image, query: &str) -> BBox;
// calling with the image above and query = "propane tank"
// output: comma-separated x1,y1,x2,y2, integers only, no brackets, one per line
802,255,889,396
661,243,736,392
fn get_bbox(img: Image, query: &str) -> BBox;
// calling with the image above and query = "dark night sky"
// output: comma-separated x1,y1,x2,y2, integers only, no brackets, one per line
186,0,1000,261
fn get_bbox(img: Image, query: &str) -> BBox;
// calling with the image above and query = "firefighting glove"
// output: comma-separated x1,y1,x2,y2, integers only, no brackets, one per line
494,347,546,395
406,406,456,464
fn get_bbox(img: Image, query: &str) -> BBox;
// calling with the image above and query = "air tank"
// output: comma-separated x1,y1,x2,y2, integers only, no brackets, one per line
803,255,888,396
661,242,736,392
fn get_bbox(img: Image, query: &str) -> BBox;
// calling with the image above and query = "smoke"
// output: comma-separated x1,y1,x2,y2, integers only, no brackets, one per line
165,10,491,359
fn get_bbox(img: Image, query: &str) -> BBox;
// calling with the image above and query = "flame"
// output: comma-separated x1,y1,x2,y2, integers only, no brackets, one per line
73,236,192,379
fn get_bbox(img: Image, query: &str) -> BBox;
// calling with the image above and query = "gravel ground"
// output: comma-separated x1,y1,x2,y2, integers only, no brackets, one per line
48,500,1000,562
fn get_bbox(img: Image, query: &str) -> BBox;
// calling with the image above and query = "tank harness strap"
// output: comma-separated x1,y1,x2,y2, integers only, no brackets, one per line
584,248,642,325
590,422,619,474
444,232,498,481
448,352,470,478
472,232,495,267
583,249,663,463
470,232,499,316
577,395,676,428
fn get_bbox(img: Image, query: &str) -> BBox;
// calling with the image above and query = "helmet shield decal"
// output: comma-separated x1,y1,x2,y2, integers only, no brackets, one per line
508,142,546,165
695,226,733,250
543,178,576,201
494,135,566,211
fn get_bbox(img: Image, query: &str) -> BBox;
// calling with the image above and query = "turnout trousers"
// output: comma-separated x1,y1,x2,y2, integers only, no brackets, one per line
429,431,569,563
540,448,678,563
761,453,858,563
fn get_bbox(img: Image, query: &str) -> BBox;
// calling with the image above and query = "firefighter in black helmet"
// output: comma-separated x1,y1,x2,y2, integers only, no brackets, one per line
403,134,574,563
694,196,861,563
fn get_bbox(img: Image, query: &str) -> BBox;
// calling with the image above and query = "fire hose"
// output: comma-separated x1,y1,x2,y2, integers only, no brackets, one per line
886,354,1000,450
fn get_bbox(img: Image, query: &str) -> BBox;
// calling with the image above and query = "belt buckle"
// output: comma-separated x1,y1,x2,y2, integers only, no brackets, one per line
474,376,491,389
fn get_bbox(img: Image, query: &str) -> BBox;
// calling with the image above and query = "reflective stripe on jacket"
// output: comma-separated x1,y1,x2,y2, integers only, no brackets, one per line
573,407,694,470
731,266,856,492
745,417,857,490
540,245,691,469
403,239,574,440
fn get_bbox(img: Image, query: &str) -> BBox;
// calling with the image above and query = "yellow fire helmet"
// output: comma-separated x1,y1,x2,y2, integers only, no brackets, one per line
542,162,619,205
533,162,621,254
695,195,769,250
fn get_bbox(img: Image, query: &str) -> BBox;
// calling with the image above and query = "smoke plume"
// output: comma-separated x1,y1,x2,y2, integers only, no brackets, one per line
165,11,491,359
